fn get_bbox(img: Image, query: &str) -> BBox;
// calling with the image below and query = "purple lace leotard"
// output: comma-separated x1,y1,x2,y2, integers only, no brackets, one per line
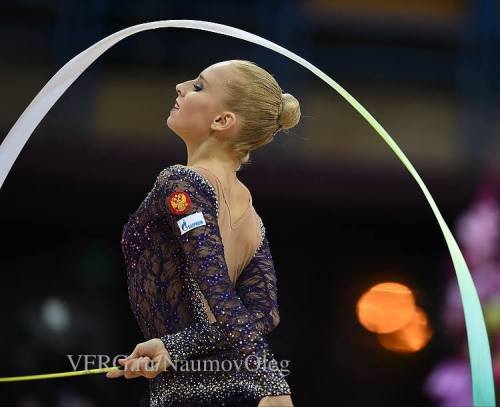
121,165,291,406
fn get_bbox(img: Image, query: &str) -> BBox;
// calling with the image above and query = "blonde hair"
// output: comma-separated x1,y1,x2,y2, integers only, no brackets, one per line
222,60,301,168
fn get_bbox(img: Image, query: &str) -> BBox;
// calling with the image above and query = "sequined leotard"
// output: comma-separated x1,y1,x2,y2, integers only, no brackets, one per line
121,164,291,406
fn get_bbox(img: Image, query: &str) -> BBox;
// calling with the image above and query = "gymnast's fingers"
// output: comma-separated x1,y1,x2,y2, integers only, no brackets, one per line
126,343,142,360
137,356,159,379
123,358,143,379
105,367,124,379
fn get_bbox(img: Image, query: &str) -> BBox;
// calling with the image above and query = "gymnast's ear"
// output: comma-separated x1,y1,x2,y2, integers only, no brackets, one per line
211,111,237,133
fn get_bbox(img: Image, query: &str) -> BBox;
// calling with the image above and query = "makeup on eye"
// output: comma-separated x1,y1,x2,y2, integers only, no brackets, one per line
198,74,208,84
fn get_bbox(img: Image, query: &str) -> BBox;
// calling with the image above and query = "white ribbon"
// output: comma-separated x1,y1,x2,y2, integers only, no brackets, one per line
0,20,494,406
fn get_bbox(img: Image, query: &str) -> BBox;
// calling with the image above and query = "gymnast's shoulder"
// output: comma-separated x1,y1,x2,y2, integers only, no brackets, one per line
155,164,216,197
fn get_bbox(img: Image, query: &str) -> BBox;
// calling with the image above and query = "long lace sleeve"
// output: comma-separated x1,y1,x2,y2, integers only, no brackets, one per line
156,166,271,362
235,233,280,337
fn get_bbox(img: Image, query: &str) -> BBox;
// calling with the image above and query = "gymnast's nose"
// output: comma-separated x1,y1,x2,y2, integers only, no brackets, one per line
175,83,182,96
176,81,189,97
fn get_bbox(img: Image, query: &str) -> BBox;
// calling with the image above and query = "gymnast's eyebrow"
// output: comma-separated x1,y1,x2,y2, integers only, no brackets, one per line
198,74,209,85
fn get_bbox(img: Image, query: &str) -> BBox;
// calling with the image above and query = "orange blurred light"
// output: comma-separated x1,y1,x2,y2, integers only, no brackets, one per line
378,307,433,353
356,282,416,334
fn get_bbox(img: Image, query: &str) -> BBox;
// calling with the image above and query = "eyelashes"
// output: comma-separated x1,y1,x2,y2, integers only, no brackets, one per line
193,82,203,91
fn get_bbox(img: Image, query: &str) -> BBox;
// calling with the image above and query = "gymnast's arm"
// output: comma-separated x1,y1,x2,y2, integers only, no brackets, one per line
235,233,281,336
156,168,274,362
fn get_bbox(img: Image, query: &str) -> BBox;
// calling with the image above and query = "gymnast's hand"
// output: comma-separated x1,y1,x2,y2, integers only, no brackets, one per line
106,338,171,379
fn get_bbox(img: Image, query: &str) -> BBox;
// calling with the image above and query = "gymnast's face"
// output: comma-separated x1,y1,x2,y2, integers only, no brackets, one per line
167,61,238,143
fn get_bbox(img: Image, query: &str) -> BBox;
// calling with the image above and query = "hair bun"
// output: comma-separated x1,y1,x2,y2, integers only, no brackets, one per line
278,93,301,130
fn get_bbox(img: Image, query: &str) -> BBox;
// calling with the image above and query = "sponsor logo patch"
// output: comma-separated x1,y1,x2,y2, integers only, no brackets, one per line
177,212,206,235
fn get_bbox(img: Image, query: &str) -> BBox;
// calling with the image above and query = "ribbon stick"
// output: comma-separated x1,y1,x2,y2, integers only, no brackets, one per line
0,367,122,382
0,20,494,406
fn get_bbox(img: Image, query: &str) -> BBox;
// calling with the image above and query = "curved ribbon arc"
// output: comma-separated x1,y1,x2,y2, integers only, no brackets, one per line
0,20,494,405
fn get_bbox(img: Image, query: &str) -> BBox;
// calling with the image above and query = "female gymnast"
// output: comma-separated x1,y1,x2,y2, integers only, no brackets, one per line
106,59,301,406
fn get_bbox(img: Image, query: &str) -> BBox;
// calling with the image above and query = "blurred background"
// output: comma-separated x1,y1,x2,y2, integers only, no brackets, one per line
1,0,499,406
